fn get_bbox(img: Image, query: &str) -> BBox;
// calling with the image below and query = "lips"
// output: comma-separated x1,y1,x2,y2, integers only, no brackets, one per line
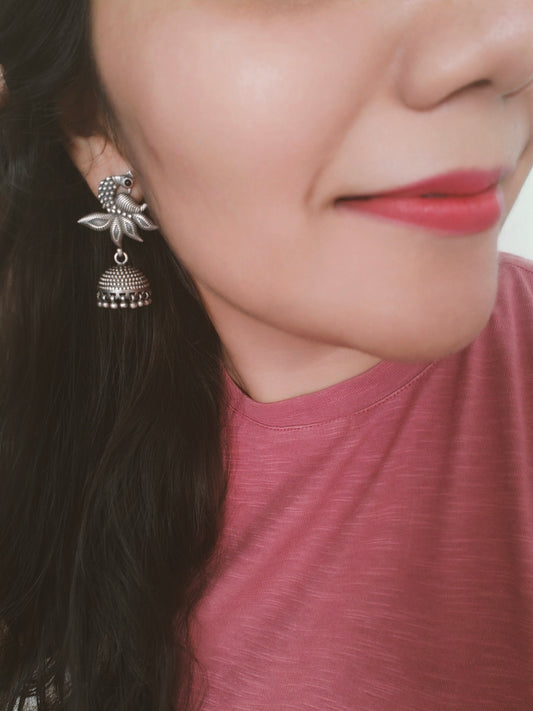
335,168,508,235
339,168,508,199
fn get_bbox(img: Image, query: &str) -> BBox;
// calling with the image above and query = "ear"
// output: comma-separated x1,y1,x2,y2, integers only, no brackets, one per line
65,133,144,202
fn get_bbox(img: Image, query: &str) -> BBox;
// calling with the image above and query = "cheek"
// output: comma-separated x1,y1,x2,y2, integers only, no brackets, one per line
98,6,385,304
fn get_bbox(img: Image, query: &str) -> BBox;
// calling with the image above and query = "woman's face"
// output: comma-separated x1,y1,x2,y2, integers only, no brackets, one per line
87,0,533,401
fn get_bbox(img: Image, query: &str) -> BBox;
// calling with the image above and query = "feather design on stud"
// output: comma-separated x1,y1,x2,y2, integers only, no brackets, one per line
78,171,158,249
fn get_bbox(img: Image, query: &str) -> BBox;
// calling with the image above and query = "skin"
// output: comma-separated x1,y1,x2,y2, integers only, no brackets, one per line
69,0,533,403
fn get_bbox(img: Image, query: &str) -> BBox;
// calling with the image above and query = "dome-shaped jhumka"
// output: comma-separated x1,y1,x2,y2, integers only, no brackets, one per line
97,264,152,309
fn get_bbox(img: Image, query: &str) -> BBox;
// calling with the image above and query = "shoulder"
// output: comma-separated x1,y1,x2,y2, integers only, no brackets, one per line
497,249,533,290
493,250,533,340
498,249,533,273
466,250,533,393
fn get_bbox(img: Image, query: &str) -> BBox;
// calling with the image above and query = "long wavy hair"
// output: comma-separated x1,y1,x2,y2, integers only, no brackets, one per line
0,1,231,709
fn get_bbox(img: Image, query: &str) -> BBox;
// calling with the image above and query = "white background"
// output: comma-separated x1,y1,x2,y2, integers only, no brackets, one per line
499,169,533,260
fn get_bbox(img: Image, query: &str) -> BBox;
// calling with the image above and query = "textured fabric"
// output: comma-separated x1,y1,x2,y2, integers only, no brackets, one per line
191,251,533,711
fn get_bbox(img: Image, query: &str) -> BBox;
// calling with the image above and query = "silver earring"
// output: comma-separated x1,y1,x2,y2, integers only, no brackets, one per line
78,170,159,309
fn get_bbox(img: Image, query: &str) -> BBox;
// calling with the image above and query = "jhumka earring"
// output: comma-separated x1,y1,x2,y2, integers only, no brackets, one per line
78,170,159,309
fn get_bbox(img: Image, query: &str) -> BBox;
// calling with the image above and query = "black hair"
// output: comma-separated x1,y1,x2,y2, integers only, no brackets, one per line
0,1,230,709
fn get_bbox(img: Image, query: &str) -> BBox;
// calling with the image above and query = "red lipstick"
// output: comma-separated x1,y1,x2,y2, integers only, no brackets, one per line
336,169,507,235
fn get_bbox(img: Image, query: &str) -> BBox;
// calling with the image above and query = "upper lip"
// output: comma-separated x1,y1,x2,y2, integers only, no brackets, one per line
339,167,510,200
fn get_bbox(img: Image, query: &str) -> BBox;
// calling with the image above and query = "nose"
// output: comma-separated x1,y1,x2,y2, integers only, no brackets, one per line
396,0,533,109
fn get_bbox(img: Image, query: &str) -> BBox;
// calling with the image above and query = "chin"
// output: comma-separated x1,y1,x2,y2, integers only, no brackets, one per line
379,315,495,364
362,293,498,364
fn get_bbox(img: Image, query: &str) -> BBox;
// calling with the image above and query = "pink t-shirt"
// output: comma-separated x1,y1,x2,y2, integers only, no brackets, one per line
191,251,533,711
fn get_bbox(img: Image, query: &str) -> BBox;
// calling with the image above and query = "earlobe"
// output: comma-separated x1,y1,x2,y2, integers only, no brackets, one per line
65,132,142,202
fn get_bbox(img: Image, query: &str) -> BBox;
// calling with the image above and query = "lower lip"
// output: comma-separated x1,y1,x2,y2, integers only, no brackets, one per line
336,186,504,235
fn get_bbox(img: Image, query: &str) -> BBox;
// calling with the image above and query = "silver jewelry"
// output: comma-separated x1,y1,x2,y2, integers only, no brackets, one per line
78,170,158,309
